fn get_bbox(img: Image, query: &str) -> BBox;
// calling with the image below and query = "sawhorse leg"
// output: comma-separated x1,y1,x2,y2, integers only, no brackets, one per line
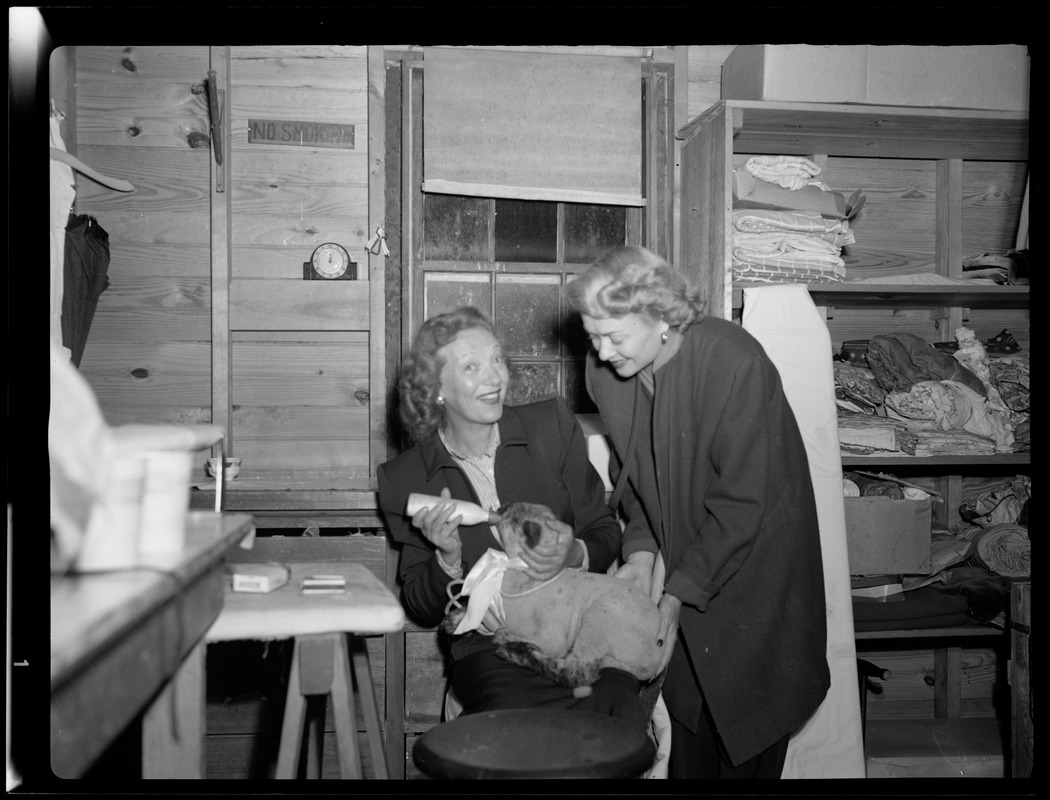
276,633,363,779
349,635,389,779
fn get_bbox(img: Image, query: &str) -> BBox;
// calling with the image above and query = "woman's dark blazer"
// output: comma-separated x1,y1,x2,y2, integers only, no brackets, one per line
586,316,831,767
377,396,622,658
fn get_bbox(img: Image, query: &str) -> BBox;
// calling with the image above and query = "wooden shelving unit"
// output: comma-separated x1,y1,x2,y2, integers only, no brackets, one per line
678,100,1029,775
677,98,1029,502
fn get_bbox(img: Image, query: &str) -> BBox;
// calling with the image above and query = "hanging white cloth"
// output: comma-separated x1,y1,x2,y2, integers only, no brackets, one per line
741,284,866,779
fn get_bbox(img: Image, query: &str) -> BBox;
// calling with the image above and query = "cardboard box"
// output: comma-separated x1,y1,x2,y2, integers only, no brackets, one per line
845,496,932,576
733,170,849,218
722,45,1029,112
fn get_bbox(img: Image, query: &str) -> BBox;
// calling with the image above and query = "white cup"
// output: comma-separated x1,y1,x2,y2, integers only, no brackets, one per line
137,450,193,559
75,453,146,572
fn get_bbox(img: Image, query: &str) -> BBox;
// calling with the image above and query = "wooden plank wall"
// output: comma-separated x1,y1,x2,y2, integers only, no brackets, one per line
75,46,214,455
72,45,375,481
228,46,372,479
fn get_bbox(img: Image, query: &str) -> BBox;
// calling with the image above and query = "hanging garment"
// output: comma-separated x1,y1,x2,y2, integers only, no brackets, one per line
62,214,111,368
742,284,866,779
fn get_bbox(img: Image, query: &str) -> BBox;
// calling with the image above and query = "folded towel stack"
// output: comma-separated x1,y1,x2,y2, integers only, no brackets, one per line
732,157,855,284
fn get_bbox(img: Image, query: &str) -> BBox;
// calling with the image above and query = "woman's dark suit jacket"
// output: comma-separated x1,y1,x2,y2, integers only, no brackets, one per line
377,396,622,662
586,316,831,767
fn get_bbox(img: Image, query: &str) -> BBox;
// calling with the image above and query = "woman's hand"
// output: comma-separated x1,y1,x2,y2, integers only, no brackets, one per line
519,518,580,581
410,487,463,567
655,592,682,674
614,551,655,597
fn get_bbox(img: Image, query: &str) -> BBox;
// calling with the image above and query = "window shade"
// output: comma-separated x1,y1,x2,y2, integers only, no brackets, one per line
422,47,644,206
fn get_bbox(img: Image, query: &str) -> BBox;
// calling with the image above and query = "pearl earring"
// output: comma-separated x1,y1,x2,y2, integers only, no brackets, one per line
437,396,445,405
661,330,669,344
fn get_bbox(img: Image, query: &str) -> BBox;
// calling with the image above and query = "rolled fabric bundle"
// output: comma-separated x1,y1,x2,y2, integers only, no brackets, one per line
972,523,1030,577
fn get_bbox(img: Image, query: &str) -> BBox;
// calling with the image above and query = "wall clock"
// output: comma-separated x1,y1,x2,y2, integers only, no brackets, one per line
303,242,356,280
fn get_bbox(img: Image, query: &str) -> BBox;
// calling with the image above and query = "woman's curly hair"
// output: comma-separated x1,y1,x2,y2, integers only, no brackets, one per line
566,245,706,331
398,306,500,444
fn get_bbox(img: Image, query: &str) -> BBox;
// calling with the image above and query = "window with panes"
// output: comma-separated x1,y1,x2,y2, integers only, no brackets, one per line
420,195,634,413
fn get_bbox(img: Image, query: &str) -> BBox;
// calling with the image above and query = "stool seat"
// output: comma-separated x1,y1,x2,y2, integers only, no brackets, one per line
413,708,655,779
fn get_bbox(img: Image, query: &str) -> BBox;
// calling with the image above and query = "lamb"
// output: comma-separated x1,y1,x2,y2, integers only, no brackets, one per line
443,501,664,690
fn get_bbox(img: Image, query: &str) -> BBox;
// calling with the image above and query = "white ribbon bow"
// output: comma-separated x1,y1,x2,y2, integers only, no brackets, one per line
452,548,527,635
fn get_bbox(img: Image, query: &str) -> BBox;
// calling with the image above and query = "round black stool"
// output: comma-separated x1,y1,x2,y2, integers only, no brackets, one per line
413,708,655,779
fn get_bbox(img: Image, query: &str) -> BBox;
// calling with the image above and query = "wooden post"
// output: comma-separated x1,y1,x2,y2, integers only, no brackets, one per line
209,46,233,461
367,44,388,483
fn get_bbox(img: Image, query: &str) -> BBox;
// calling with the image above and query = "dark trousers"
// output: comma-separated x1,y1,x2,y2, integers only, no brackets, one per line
669,699,790,779
450,645,647,732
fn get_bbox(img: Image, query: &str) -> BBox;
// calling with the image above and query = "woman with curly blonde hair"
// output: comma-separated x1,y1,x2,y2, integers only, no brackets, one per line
568,246,830,779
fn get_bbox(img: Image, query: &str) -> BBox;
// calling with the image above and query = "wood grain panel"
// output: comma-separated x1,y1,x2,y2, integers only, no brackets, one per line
105,243,211,278
79,339,210,379
232,44,367,63
95,405,213,427
229,280,369,330
85,208,212,245
82,367,210,407
230,85,367,126
230,340,367,379
231,46,367,88
231,340,368,407
229,182,364,217
859,647,999,720
75,80,211,149
231,378,369,408
89,279,210,342
234,439,370,474
233,406,369,440
86,275,209,313
230,149,370,187
73,146,210,212
76,46,210,83
685,45,735,119
961,161,1028,253
230,212,368,249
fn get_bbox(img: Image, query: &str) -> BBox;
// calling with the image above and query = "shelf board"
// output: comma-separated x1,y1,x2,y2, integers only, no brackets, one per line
733,282,1029,310
841,453,1030,468
678,100,1029,162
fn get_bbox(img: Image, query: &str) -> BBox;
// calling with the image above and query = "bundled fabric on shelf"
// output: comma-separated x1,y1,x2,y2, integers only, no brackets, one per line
833,362,885,411
987,351,1030,412
743,155,830,191
971,524,1030,578
908,429,998,457
883,380,1015,451
730,157,856,285
836,411,918,456
833,328,1030,457
866,332,986,396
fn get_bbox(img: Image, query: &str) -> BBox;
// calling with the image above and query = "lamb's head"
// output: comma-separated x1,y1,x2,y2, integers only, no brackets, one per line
496,502,561,559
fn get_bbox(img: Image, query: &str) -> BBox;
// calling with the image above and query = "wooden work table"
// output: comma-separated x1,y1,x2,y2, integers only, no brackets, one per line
50,512,255,779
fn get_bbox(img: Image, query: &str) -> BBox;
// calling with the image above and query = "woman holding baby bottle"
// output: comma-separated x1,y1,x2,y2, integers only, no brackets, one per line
377,305,646,729
566,246,830,779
